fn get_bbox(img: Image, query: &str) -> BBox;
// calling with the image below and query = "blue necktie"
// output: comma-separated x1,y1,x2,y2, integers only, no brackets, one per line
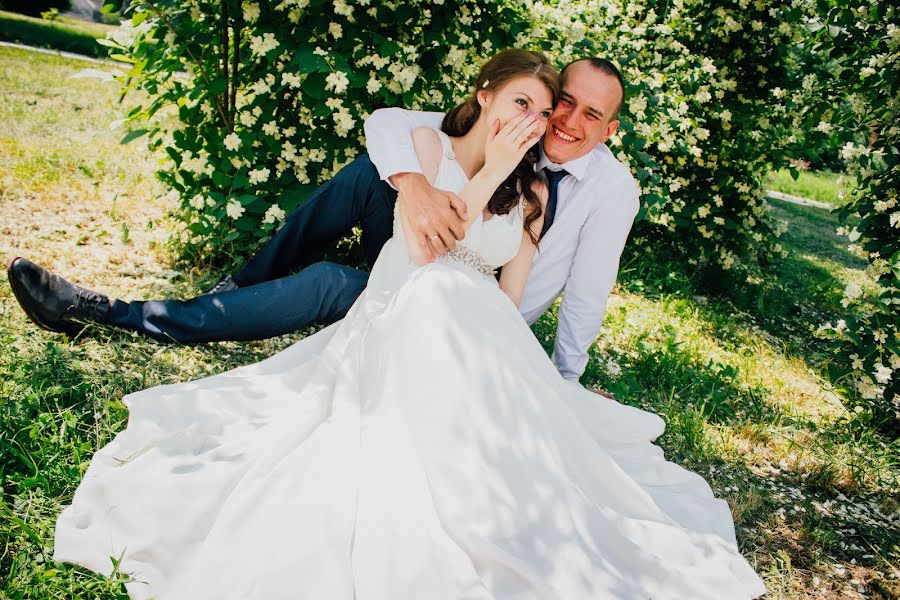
541,168,568,238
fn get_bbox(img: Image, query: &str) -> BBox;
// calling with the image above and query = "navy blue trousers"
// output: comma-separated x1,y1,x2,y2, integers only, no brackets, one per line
108,155,397,343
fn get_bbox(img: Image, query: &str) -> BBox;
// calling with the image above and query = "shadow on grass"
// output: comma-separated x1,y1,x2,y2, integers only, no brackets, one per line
615,199,864,383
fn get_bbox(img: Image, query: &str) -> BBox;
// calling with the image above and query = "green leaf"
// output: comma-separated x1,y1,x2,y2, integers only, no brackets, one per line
292,50,327,74
789,168,800,181
120,129,149,144
212,170,230,188
209,78,227,95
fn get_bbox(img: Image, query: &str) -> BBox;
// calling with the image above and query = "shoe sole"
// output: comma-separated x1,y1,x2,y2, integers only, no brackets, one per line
7,256,84,336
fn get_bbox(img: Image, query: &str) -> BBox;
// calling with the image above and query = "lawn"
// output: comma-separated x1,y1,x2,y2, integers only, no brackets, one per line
0,10,116,59
767,168,848,206
1,46,898,599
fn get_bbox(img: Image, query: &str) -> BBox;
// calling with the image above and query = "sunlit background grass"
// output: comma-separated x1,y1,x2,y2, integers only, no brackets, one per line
1,46,897,599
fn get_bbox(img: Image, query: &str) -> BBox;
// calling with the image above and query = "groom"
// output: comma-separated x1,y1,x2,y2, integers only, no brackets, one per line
8,57,638,384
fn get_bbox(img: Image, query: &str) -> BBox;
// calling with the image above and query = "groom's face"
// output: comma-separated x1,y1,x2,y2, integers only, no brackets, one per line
543,61,622,165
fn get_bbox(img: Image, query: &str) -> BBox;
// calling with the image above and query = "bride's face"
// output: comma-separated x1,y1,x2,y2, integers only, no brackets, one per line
477,75,554,138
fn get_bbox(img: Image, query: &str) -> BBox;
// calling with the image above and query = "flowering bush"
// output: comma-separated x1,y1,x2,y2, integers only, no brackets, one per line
802,0,899,432
107,0,805,276
105,0,527,263
517,0,801,275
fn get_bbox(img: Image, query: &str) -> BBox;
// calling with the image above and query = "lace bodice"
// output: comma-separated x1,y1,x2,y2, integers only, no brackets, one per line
392,129,524,274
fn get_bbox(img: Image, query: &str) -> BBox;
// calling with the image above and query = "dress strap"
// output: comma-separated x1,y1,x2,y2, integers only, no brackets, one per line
434,129,456,161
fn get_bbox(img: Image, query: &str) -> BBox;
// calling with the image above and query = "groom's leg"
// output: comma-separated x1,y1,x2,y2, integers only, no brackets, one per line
107,262,368,343
232,154,397,286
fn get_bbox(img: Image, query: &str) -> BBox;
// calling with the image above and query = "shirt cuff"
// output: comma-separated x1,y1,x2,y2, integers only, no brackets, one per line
373,157,425,191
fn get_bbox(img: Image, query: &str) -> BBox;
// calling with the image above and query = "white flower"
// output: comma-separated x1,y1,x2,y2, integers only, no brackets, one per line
850,354,864,370
224,133,241,152
189,194,206,210
569,21,586,42
848,228,861,242
605,357,622,377
243,2,260,22
262,121,279,137
628,96,647,114
840,142,859,161
239,111,257,127
249,33,279,56
860,67,876,78
366,77,382,94
226,199,245,220
263,203,286,224
890,212,900,228
328,22,343,39
873,198,896,213
282,72,302,88
333,107,356,137
333,0,353,16
325,71,350,94
890,353,900,370
874,364,893,384
844,282,863,301
387,63,418,92
251,79,271,96
249,167,270,184
815,121,834,134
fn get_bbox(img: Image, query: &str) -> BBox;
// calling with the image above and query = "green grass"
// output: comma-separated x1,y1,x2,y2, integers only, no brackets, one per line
0,10,116,59
1,45,898,599
767,168,848,206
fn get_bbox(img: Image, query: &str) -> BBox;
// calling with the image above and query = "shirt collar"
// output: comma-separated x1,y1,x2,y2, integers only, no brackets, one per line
536,143,595,181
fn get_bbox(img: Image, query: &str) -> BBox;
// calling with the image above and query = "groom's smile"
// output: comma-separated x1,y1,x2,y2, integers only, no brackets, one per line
551,125,579,143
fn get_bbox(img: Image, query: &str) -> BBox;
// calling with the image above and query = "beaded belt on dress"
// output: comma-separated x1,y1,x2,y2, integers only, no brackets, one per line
444,244,496,277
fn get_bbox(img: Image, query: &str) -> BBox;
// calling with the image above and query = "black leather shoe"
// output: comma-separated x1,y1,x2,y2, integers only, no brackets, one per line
7,257,110,336
201,274,239,296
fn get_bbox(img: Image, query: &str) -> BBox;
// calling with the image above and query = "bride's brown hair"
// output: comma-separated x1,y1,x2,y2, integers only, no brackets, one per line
441,49,559,245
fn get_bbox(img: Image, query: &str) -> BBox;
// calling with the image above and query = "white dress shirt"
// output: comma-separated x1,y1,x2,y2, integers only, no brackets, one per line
364,108,640,382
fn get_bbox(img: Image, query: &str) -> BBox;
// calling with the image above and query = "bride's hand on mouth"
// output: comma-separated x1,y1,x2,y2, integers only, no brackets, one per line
483,112,545,179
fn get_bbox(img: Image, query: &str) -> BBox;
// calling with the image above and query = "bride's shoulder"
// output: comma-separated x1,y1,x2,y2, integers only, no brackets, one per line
411,127,444,185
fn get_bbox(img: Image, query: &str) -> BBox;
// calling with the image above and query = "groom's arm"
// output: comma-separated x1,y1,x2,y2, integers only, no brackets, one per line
364,108,467,261
364,108,444,186
553,172,640,383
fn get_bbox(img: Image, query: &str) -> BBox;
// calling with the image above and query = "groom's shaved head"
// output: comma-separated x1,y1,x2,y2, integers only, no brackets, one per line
560,58,625,119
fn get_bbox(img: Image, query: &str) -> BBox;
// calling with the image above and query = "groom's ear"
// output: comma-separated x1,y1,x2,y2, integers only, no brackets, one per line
602,119,620,143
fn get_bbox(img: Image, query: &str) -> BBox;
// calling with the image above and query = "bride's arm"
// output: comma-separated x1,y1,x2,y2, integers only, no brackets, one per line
403,117,542,265
499,182,548,308
457,114,544,230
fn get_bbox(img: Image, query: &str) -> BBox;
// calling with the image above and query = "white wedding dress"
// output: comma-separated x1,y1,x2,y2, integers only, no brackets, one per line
55,130,766,599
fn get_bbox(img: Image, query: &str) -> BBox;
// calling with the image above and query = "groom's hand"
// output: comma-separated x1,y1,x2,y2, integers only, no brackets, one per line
392,172,467,262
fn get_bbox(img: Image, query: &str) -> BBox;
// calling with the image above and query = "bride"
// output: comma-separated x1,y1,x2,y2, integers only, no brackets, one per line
54,49,765,599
